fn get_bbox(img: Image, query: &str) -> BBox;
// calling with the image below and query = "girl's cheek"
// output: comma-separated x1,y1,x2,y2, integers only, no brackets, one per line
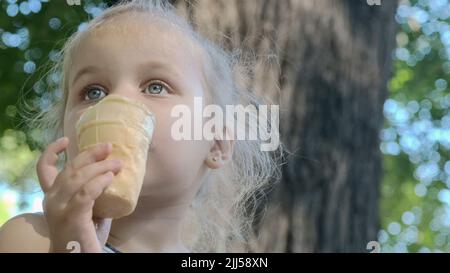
152,108,181,143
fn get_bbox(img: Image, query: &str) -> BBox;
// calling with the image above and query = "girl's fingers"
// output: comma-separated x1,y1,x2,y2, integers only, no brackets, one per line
55,159,122,203
67,172,114,214
71,143,113,170
51,142,113,190
36,137,69,192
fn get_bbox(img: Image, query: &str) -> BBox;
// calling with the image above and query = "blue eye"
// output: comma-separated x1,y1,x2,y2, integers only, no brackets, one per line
143,83,166,95
84,87,106,101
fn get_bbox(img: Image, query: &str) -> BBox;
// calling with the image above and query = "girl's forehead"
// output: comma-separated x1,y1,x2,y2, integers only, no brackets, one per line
89,15,193,49
66,12,209,95
70,13,205,73
90,12,197,48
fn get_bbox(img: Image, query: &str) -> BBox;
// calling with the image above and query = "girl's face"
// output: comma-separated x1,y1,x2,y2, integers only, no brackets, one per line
63,14,213,207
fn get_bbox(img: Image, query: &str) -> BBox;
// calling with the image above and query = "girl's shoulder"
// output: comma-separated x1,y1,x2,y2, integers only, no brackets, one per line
0,212,50,253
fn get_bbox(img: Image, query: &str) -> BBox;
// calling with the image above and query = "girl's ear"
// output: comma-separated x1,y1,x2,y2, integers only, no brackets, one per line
205,138,234,169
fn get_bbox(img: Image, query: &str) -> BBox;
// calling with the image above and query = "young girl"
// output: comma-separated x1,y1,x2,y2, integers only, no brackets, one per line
0,0,281,253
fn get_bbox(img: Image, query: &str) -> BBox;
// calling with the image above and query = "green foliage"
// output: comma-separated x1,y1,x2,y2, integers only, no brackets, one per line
0,199,12,226
0,0,110,143
379,0,450,252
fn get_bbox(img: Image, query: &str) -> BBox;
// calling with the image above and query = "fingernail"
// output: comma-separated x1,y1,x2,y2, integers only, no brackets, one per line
100,142,111,149
57,137,67,143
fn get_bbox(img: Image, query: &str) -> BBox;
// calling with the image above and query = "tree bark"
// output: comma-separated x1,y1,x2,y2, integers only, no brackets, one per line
169,0,398,252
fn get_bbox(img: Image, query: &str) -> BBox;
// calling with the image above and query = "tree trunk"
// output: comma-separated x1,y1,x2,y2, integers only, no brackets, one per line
170,0,398,252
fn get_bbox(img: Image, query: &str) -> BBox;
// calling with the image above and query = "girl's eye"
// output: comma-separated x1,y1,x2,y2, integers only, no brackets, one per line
83,87,106,101
143,82,167,95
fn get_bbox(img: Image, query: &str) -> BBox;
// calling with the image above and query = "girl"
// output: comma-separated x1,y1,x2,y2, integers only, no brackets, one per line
0,0,281,253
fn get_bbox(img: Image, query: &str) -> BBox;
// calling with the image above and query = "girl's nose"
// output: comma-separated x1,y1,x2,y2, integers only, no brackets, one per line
110,84,140,100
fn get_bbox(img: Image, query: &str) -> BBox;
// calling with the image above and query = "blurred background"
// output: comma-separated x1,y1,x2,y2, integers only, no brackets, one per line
1,0,450,252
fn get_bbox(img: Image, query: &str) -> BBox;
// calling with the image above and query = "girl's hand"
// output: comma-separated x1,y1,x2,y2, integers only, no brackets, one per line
36,137,122,253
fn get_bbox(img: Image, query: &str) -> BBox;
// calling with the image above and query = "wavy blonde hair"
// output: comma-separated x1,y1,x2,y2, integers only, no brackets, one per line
21,0,283,252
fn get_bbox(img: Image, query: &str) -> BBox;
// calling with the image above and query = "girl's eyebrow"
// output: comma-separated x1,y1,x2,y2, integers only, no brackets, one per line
71,62,181,87
71,65,101,87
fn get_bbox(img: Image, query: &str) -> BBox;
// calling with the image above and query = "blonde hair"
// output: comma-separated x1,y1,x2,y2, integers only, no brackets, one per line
21,0,283,252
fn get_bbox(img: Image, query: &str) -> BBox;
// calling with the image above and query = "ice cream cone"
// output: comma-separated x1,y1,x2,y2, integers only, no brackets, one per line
75,94,155,219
